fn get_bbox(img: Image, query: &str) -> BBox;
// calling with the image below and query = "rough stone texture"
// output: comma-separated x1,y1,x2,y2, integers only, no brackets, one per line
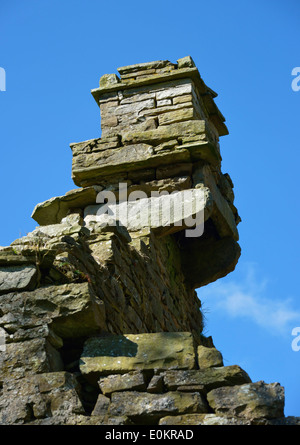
197,345,224,369
162,366,252,393
0,57,297,426
80,332,196,379
108,391,209,424
0,372,84,424
98,371,147,395
0,265,37,294
207,381,285,421
159,414,250,425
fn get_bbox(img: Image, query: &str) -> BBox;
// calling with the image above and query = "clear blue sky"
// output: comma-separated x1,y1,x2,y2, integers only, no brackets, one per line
0,0,299,417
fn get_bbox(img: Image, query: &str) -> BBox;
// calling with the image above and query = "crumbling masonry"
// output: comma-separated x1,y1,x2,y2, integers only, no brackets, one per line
0,57,298,425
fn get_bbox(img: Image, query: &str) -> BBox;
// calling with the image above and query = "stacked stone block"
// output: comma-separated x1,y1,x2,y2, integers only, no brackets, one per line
0,57,297,425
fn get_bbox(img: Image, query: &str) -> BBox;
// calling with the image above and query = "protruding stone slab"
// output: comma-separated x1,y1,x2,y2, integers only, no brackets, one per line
84,187,210,237
80,332,196,379
207,381,285,420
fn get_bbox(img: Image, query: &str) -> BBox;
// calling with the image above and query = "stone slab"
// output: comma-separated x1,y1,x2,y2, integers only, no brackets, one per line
108,391,209,423
0,265,37,295
162,365,251,393
80,332,196,378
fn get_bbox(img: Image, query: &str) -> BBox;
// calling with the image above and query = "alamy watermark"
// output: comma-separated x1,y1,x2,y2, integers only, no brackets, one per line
91,183,205,238
0,67,6,91
291,67,300,92
291,327,300,352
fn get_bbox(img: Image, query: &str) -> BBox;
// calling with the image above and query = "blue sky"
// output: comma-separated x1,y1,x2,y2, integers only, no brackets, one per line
0,0,299,417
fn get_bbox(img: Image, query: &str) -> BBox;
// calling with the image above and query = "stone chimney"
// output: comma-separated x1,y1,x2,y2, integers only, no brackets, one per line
0,57,295,425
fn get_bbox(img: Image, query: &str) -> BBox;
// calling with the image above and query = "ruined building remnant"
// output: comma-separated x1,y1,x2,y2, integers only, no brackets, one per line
0,57,298,425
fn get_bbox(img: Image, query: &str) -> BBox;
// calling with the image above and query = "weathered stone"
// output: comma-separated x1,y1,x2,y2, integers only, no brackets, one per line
147,375,164,394
121,69,157,80
159,413,250,425
114,99,155,116
197,346,224,369
179,232,241,289
162,366,251,393
31,186,102,226
120,91,156,105
0,283,106,339
99,74,120,88
101,115,118,130
109,391,209,424
173,94,193,105
157,99,172,107
0,338,63,382
98,371,147,395
0,265,37,294
122,120,207,146
117,60,175,76
193,164,239,240
177,385,205,393
84,187,210,237
80,333,196,379
91,394,110,416
0,372,84,424
156,163,193,179
156,80,193,101
70,137,120,156
207,381,285,420
181,141,221,165
177,56,196,69
72,143,191,186
158,108,195,126
28,413,136,425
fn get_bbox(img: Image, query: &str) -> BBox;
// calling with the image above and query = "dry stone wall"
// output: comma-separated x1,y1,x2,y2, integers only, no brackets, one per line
0,56,298,425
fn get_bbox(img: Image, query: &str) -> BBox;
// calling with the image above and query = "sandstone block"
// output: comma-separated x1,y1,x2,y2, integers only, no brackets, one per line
80,332,196,378
147,375,164,394
98,371,147,396
197,346,224,369
31,186,102,226
0,265,37,294
99,74,120,88
117,60,175,77
84,187,209,237
0,282,106,340
122,119,207,146
0,372,84,424
207,381,285,420
91,394,110,416
158,108,195,126
177,56,196,69
109,391,209,424
159,413,249,425
0,338,63,382
162,365,251,393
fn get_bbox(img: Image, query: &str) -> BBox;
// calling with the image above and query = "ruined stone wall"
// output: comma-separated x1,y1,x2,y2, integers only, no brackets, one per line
0,57,298,425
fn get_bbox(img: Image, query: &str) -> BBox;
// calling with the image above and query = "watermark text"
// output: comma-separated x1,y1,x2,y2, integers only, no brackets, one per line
291,67,300,92
291,327,300,351
0,67,6,91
